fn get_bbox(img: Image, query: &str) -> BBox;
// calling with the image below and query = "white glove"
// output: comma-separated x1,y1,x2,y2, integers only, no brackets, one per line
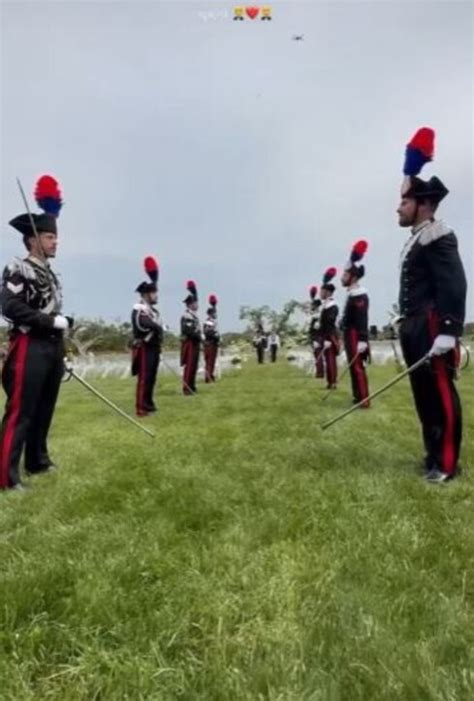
357,342,368,353
323,340,332,350
313,341,320,350
53,315,69,330
429,335,456,356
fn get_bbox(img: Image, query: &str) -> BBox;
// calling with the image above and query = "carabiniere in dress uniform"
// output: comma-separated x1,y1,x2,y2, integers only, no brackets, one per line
396,127,467,483
0,175,73,491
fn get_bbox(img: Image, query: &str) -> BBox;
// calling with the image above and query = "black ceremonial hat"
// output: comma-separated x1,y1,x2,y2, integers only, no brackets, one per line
402,176,449,204
9,212,57,237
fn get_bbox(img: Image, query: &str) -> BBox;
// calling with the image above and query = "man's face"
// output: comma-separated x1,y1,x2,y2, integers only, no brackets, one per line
31,232,58,258
190,301,198,312
341,271,351,287
320,288,329,300
147,291,158,305
397,197,417,227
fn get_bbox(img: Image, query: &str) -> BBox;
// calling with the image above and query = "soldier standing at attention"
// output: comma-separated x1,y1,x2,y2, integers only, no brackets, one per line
203,294,220,383
319,268,339,391
308,285,324,379
341,240,370,408
0,175,72,491
131,256,163,416
397,127,467,482
180,280,201,395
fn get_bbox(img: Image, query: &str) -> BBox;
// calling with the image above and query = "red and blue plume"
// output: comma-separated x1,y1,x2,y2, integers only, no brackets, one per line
309,285,318,299
350,240,368,263
322,267,337,285
208,294,218,306
144,256,159,283
403,127,435,176
34,175,63,217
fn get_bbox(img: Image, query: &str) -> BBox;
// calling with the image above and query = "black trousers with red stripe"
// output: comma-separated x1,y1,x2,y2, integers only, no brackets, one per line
181,339,200,395
400,312,462,476
344,329,370,407
0,332,64,489
134,345,160,415
204,343,218,382
313,345,324,378
323,344,338,387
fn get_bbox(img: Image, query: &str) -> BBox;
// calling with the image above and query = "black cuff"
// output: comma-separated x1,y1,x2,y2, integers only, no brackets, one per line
439,316,463,336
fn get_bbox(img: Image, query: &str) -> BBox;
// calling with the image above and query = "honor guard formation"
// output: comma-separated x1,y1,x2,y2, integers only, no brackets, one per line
0,127,468,490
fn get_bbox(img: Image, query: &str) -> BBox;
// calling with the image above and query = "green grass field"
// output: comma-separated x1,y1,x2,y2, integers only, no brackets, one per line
0,359,473,700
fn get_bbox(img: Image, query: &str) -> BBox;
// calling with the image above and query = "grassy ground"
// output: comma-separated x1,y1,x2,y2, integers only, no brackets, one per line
0,358,473,700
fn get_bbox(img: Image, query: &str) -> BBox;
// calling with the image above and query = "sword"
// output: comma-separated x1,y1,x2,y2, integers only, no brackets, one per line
160,356,196,395
65,364,155,438
321,352,360,402
16,177,56,287
321,354,430,431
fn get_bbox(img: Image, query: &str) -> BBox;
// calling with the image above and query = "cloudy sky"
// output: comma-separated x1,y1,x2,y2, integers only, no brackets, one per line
1,0,472,332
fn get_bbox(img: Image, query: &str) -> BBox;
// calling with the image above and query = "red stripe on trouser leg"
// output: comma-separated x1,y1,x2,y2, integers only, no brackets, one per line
354,355,369,405
183,340,194,392
0,335,30,489
324,347,337,385
136,346,147,413
204,345,212,382
432,356,456,474
427,309,456,474
350,329,369,405
314,348,324,377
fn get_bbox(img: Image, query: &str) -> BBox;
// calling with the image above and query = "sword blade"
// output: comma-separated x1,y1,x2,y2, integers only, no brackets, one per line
321,354,429,431
69,369,155,438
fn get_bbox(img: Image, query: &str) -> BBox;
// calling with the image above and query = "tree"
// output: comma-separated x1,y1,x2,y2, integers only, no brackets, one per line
239,300,305,339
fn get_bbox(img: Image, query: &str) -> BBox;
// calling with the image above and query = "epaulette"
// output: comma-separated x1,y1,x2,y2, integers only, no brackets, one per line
4,257,37,281
419,220,453,246
348,286,368,297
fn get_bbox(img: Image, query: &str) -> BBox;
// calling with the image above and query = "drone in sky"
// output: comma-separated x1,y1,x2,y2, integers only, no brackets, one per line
292,34,304,41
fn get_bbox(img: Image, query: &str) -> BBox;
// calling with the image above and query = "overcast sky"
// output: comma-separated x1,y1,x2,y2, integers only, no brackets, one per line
1,0,472,332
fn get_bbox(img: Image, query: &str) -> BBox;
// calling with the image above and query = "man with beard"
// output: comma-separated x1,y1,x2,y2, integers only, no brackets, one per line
396,127,467,483
0,175,72,491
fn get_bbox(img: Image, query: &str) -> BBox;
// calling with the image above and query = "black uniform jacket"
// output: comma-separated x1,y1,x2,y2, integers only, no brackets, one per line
203,318,220,345
181,309,201,342
341,287,369,342
1,256,62,337
131,303,163,348
399,220,466,337
319,299,339,343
